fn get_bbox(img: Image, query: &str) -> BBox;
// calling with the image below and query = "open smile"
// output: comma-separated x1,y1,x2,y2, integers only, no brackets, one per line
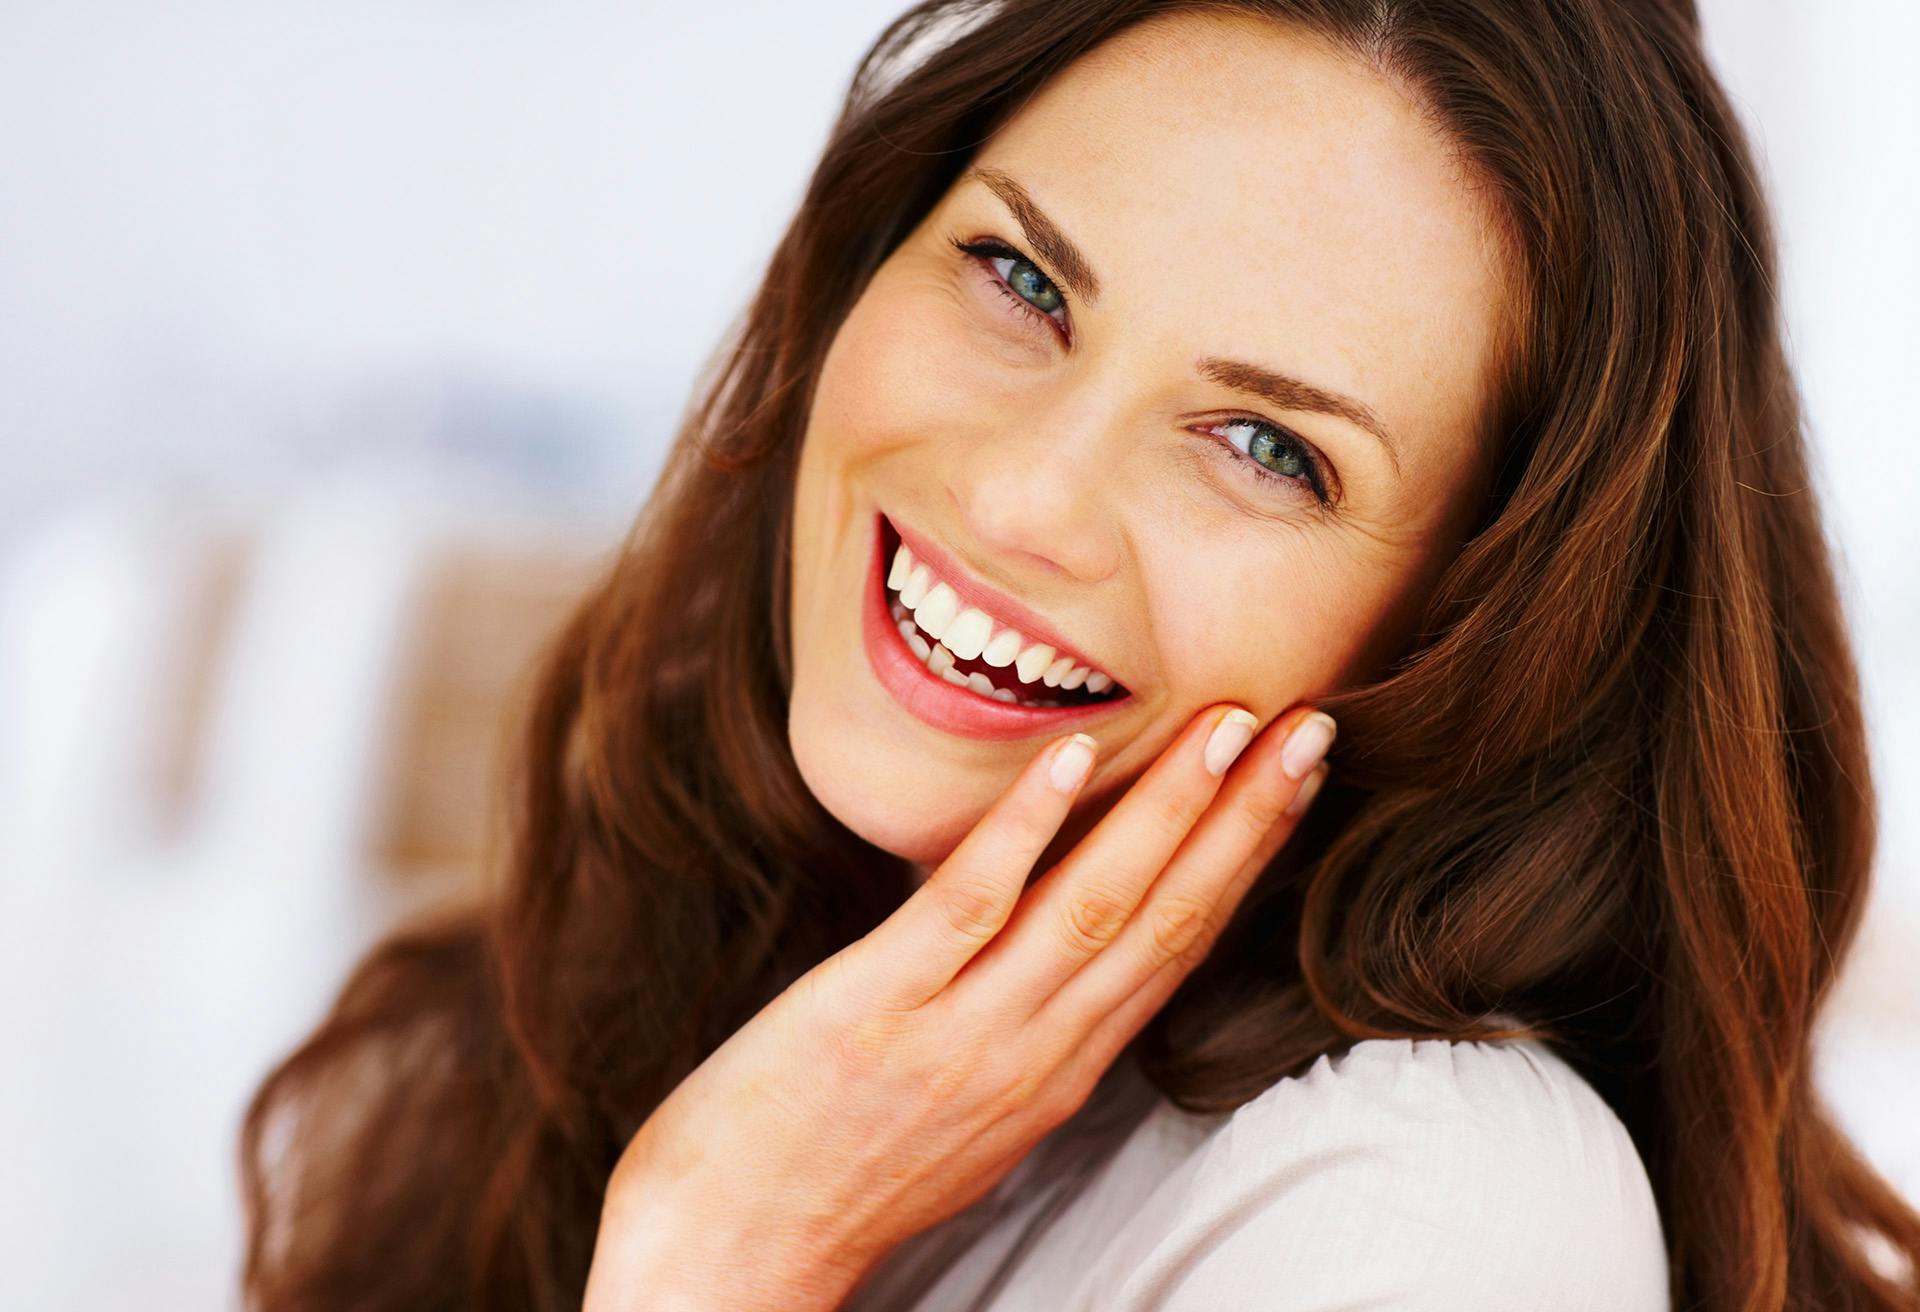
860,511,1133,741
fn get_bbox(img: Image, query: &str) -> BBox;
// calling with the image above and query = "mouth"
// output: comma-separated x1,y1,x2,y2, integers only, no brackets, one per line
860,510,1133,740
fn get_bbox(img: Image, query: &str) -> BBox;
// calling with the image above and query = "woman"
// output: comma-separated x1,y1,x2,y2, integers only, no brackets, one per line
239,1,1920,1308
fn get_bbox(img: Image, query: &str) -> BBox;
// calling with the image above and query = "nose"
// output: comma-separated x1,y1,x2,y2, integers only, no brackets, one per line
944,396,1128,586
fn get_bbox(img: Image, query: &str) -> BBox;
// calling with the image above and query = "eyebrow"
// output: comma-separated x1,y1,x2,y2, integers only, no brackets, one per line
963,166,1102,303
962,165,1403,482
1197,358,1405,482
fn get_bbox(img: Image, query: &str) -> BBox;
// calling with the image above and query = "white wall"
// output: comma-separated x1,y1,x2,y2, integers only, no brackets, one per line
0,0,908,532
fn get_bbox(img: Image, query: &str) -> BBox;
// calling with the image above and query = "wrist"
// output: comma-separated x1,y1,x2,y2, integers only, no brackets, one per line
585,1183,871,1312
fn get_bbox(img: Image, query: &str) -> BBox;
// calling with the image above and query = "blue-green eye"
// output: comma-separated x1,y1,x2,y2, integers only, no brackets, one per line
952,236,1069,333
996,255,1063,313
1213,418,1334,505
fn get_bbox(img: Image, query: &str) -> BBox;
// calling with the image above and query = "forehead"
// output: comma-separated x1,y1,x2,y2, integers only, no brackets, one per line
967,11,1514,487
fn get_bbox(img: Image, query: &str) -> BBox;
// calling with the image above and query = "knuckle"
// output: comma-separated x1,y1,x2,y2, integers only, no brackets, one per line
923,1044,989,1103
933,875,1010,945
992,1052,1052,1115
1057,884,1133,955
796,952,853,1016
1051,1062,1103,1121
1209,805,1277,873
1007,795,1067,845
827,1009,902,1079
1144,790,1208,850
1235,788,1289,842
1146,894,1213,966
1032,1078,1087,1130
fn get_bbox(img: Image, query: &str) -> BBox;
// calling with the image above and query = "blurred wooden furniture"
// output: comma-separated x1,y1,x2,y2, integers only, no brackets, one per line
370,537,606,881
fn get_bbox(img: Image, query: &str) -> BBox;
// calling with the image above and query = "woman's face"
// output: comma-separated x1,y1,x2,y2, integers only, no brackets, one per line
788,12,1512,870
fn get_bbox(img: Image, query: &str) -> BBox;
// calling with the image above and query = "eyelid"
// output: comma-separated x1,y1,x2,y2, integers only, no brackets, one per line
1198,415,1339,507
951,234,1072,342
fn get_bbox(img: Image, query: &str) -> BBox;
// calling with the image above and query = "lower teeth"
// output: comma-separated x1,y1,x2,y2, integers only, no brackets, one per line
889,597,1070,708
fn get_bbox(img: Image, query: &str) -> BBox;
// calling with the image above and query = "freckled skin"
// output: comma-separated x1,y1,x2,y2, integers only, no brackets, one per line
786,12,1512,872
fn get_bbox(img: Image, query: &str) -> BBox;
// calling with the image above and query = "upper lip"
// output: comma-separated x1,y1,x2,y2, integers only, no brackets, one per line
885,513,1126,689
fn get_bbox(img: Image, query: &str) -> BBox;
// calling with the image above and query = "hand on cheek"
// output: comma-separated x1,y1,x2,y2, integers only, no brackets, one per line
585,704,1335,1312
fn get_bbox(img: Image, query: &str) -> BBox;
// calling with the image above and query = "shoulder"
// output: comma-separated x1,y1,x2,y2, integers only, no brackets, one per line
1098,1037,1669,1311
1242,1035,1651,1188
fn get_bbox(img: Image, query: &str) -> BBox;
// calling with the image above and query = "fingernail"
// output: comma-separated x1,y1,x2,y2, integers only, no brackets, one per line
1203,708,1258,777
1050,733,1097,793
1284,762,1328,817
1281,712,1336,780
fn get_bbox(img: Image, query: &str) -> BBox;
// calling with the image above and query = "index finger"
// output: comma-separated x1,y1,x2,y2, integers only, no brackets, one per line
948,702,1261,1013
842,731,1100,1010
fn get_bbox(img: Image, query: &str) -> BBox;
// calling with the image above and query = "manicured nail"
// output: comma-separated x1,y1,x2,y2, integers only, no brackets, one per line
1284,761,1328,817
1050,733,1097,793
1203,708,1258,777
1281,712,1337,780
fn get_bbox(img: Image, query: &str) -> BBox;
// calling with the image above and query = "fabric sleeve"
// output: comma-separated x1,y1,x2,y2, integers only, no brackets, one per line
1089,1039,1670,1312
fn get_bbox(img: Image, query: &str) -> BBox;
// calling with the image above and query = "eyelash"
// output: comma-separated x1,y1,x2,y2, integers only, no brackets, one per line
947,233,1336,509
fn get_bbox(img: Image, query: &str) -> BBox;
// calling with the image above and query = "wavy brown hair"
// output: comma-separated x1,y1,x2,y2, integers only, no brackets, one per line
238,1,1920,1308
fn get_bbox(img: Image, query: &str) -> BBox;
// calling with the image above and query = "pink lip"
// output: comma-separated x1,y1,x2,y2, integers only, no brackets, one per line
885,514,1116,680
861,513,1132,741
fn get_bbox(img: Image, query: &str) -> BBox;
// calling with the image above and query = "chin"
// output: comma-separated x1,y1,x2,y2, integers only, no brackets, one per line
787,694,987,868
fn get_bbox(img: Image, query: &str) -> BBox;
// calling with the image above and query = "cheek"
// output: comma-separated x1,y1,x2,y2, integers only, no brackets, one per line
810,270,989,461
1150,549,1411,708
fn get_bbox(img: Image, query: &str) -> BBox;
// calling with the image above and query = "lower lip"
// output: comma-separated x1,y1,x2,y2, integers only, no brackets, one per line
860,512,1130,741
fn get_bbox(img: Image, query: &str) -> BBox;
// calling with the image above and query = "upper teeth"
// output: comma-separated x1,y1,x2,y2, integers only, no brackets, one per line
887,542,1117,694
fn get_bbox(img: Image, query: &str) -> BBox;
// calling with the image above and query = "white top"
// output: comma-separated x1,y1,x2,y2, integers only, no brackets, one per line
851,1036,1669,1311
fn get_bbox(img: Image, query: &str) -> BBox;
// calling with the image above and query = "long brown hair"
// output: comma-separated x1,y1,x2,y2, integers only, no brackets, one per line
238,2,1920,1308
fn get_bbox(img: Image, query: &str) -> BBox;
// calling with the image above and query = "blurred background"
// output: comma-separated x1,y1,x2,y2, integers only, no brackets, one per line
1,1,1914,1306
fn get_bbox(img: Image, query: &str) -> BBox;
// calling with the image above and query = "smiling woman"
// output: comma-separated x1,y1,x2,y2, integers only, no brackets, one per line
787,18,1509,868
239,2,1920,1311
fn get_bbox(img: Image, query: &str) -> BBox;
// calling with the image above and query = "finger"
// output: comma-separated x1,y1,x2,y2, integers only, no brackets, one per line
844,731,1100,1011
951,703,1261,1017
1056,758,1331,1089
1036,711,1333,1042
